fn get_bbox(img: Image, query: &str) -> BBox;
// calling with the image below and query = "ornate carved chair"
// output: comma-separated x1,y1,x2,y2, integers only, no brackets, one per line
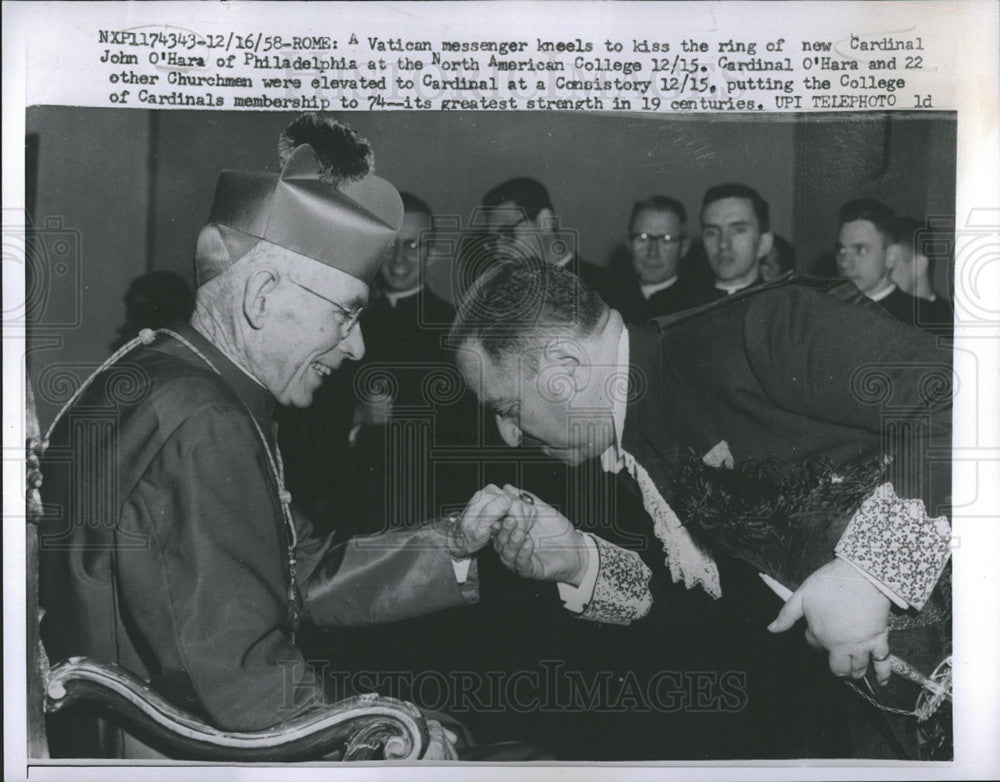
25,381,432,761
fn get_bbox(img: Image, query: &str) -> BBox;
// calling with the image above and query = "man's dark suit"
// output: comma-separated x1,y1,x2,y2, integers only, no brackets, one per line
616,277,952,757
602,272,708,325
623,279,950,519
875,286,954,340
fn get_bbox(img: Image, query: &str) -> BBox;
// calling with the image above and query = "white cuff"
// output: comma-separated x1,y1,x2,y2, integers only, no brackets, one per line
556,533,600,613
833,482,951,611
451,557,472,584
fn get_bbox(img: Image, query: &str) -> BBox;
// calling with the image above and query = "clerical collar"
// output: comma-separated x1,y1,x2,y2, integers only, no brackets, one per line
868,282,897,303
714,277,757,295
384,284,423,307
640,276,678,299
599,326,630,474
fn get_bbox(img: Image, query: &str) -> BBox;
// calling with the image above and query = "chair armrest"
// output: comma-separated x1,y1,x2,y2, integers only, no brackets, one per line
44,656,429,761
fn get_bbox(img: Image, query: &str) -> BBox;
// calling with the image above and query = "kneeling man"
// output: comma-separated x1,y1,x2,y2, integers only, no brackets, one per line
452,260,952,755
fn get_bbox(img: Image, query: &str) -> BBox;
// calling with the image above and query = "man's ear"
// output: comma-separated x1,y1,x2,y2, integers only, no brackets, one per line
533,207,556,232
681,236,691,257
756,231,774,260
243,268,280,330
885,243,904,271
543,337,584,365
542,337,589,388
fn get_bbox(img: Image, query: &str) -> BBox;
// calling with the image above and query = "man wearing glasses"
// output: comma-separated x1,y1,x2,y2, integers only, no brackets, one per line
39,134,653,759
604,195,704,324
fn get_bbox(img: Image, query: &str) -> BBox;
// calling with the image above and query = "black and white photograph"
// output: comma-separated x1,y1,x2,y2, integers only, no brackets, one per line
20,105,960,761
4,2,999,781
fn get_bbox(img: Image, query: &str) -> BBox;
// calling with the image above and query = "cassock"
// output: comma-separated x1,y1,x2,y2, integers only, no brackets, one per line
38,324,479,754
564,254,616,306
601,272,708,325
684,273,767,308
356,285,458,408
351,286,491,529
870,285,954,340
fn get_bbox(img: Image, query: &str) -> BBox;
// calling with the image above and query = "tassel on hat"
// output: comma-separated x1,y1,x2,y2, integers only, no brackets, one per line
278,114,374,187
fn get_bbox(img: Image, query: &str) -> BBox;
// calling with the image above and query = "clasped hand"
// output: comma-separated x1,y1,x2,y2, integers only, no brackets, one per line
447,484,589,587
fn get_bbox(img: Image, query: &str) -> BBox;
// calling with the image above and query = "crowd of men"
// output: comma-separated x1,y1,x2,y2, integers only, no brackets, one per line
465,177,953,333
39,114,954,762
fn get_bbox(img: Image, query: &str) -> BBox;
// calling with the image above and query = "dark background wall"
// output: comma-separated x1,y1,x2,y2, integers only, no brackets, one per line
147,110,798,279
25,108,151,425
793,115,958,284
25,107,956,424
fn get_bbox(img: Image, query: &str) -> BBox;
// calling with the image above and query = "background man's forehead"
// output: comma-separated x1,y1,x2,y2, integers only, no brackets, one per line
840,220,884,241
708,217,753,226
704,214,754,225
703,197,756,220
635,209,684,225
486,202,528,226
